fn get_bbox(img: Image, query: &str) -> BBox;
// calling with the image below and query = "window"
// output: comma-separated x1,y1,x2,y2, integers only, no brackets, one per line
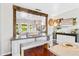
30,24,32,32
13,5,48,38
21,23,27,32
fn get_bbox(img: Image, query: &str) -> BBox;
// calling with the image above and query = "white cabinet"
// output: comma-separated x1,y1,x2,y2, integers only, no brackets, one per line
77,34,79,42
57,34,75,44
12,38,34,56
57,35,63,43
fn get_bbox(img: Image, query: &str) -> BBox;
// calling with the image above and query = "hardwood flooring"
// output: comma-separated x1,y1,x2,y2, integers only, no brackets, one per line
24,45,56,56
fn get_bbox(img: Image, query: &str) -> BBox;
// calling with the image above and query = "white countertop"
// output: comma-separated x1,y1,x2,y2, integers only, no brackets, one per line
49,43,79,56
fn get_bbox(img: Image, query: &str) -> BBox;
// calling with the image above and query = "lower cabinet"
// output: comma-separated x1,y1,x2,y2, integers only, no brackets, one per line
57,35,75,43
12,38,34,56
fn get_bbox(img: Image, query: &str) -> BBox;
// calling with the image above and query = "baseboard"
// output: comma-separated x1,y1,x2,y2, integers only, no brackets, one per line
1,52,12,56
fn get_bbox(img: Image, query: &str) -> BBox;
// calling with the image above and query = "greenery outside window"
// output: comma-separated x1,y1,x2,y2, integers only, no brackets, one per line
21,23,27,32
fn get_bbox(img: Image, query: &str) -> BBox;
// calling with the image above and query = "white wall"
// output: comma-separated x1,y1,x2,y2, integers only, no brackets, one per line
0,3,13,55
0,4,1,55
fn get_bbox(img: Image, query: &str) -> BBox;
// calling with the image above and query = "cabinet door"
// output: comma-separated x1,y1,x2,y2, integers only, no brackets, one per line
77,34,79,42
57,35,63,43
12,38,35,56
63,35,75,42
57,35,75,43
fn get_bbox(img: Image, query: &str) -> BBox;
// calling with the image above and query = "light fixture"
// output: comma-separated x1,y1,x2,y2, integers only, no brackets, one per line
48,18,59,27
48,18,62,45
48,18,54,26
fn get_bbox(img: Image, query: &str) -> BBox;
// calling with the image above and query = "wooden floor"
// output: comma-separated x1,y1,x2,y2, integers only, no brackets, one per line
24,45,56,56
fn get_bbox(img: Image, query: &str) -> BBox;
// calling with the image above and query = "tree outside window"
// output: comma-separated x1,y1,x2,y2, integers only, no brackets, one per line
21,23,27,32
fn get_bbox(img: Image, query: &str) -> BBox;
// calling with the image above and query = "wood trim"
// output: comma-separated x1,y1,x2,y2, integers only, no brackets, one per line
13,5,48,39
13,5,48,17
46,16,48,35
43,44,48,49
13,6,16,38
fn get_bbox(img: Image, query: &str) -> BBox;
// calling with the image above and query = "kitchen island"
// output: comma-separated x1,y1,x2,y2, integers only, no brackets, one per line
53,31,79,45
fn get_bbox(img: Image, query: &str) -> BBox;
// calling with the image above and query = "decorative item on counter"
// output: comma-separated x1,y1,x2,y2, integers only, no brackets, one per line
71,29,78,34
63,43,73,47
62,42,78,48
34,20,46,35
36,25,46,35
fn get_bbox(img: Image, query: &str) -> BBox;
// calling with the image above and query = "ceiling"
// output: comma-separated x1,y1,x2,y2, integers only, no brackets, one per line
14,3,79,17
